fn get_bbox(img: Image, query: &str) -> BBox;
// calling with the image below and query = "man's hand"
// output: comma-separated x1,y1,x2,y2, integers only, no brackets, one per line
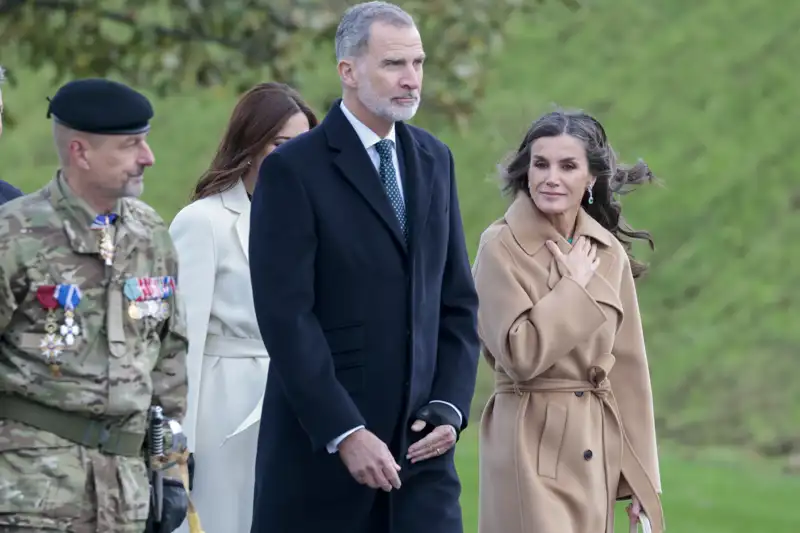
405,402,461,463
339,428,401,492
406,420,457,463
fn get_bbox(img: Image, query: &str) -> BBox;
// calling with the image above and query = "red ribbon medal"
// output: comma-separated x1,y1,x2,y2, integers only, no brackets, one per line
36,285,58,309
35,285,63,376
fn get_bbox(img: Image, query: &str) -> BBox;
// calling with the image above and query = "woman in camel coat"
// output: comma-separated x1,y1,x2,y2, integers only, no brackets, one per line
473,110,665,533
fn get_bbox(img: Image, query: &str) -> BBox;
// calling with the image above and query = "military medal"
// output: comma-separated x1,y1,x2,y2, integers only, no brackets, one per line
39,334,65,376
154,277,175,320
159,300,170,319
35,285,64,376
91,213,118,266
124,278,144,319
54,284,82,346
124,276,175,321
129,301,142,319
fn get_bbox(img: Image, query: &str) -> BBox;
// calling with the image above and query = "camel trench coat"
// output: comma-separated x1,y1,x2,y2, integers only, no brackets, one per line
472,193,664,533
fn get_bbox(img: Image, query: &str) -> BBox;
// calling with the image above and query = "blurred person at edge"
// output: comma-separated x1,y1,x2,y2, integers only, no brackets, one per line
169,82,317,533
472,110,666,533
0,65,24,205
247,2,480,533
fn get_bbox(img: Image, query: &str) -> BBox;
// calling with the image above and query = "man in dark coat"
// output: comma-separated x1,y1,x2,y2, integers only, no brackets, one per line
248,2,480,533
0,180,23,206
0,65,24,206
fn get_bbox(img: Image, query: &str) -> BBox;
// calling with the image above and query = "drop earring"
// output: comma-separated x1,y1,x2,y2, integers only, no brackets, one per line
587,185,594,205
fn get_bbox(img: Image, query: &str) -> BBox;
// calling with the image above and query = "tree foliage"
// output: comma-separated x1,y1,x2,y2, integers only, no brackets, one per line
0,0,574,126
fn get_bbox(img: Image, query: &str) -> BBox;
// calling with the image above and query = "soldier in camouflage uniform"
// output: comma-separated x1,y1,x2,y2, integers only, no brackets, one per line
0,79,188,532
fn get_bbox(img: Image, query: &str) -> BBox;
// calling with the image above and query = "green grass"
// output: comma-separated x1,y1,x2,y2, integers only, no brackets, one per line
2,0,799,529
454,430,800,533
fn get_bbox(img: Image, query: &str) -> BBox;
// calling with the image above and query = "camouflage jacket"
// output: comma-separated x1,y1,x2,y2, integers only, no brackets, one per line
0,174,188,434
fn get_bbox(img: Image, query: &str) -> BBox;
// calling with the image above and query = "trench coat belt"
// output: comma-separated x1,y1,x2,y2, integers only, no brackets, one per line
204,334,269,358
201,334,270,442
495,377,665,533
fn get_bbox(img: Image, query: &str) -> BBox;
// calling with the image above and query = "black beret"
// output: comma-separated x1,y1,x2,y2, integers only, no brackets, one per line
46,78,154,135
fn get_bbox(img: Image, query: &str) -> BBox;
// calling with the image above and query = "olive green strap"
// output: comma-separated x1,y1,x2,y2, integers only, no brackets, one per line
0,394,144,456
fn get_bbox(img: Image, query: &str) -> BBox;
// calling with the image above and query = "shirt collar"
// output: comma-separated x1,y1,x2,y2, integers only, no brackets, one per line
339,101,396,150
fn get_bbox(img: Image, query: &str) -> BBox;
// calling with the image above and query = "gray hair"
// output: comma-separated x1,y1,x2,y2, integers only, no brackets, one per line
335,2,415,61
0,65,6,85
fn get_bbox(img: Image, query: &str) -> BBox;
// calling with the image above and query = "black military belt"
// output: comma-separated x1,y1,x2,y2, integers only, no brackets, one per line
0,394,145,457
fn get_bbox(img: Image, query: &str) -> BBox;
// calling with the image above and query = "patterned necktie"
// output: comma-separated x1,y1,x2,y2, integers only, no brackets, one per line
374,139,407,238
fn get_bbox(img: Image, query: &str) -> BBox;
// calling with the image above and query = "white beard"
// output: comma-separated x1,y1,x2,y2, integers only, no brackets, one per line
357,76,420,123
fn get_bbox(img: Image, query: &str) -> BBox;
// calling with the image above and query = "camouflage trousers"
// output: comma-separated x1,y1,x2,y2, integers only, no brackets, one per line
0,421,150,532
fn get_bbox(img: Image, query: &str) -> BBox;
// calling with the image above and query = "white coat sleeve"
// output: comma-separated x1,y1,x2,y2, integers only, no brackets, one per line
168,203,217,452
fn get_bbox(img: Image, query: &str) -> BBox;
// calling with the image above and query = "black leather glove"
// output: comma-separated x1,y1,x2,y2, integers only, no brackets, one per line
145,478,189,533
412,402,462,440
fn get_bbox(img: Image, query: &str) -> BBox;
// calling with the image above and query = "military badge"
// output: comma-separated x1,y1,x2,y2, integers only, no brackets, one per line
124,276,175,320
54,284,82,346
39,334,64,373
91,213,118,266
36,285,64,376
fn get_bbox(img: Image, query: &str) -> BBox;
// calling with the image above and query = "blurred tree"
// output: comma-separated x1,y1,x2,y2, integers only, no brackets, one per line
0,0,573,127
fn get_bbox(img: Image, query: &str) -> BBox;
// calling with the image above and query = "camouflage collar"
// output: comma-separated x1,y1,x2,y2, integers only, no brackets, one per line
50,172,108,224
47,172,149,256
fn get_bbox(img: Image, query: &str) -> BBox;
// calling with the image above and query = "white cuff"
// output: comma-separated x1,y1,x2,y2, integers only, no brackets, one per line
326,425,365,454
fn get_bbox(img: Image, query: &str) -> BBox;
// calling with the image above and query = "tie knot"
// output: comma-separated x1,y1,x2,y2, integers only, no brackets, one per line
375,139,393,159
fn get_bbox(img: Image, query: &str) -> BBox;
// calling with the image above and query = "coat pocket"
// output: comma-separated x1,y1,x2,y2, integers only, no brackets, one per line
0,445,84,521
325,324,366,393
324,323,365,356
117,456,151,522
537,402,567,479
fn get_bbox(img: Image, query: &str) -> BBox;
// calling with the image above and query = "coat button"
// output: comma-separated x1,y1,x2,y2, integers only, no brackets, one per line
583,449,593,460
574,391,584,397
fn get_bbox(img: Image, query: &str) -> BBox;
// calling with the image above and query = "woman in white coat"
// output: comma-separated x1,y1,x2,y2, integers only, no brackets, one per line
169,83,318,533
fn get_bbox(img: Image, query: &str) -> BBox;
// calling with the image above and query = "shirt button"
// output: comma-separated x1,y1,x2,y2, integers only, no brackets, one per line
583,449,593,461
574,391,584,397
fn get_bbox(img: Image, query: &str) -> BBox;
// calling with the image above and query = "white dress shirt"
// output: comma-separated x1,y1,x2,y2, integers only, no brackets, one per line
326,102,462,454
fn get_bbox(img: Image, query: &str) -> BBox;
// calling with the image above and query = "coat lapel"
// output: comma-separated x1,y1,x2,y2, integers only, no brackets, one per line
395,121,434,251
220,180,251,260
323,101,408,252
505,193,624,318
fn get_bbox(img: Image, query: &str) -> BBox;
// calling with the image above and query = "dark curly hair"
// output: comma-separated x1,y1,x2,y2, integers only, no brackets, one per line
499,109,656,278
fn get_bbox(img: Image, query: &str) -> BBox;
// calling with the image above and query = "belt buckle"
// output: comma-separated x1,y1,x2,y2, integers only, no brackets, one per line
86,422,115,453
98,426,112,449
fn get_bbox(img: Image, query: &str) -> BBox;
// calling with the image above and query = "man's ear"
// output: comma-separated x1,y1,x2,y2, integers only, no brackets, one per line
338,59,358,89
70,138,92,171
